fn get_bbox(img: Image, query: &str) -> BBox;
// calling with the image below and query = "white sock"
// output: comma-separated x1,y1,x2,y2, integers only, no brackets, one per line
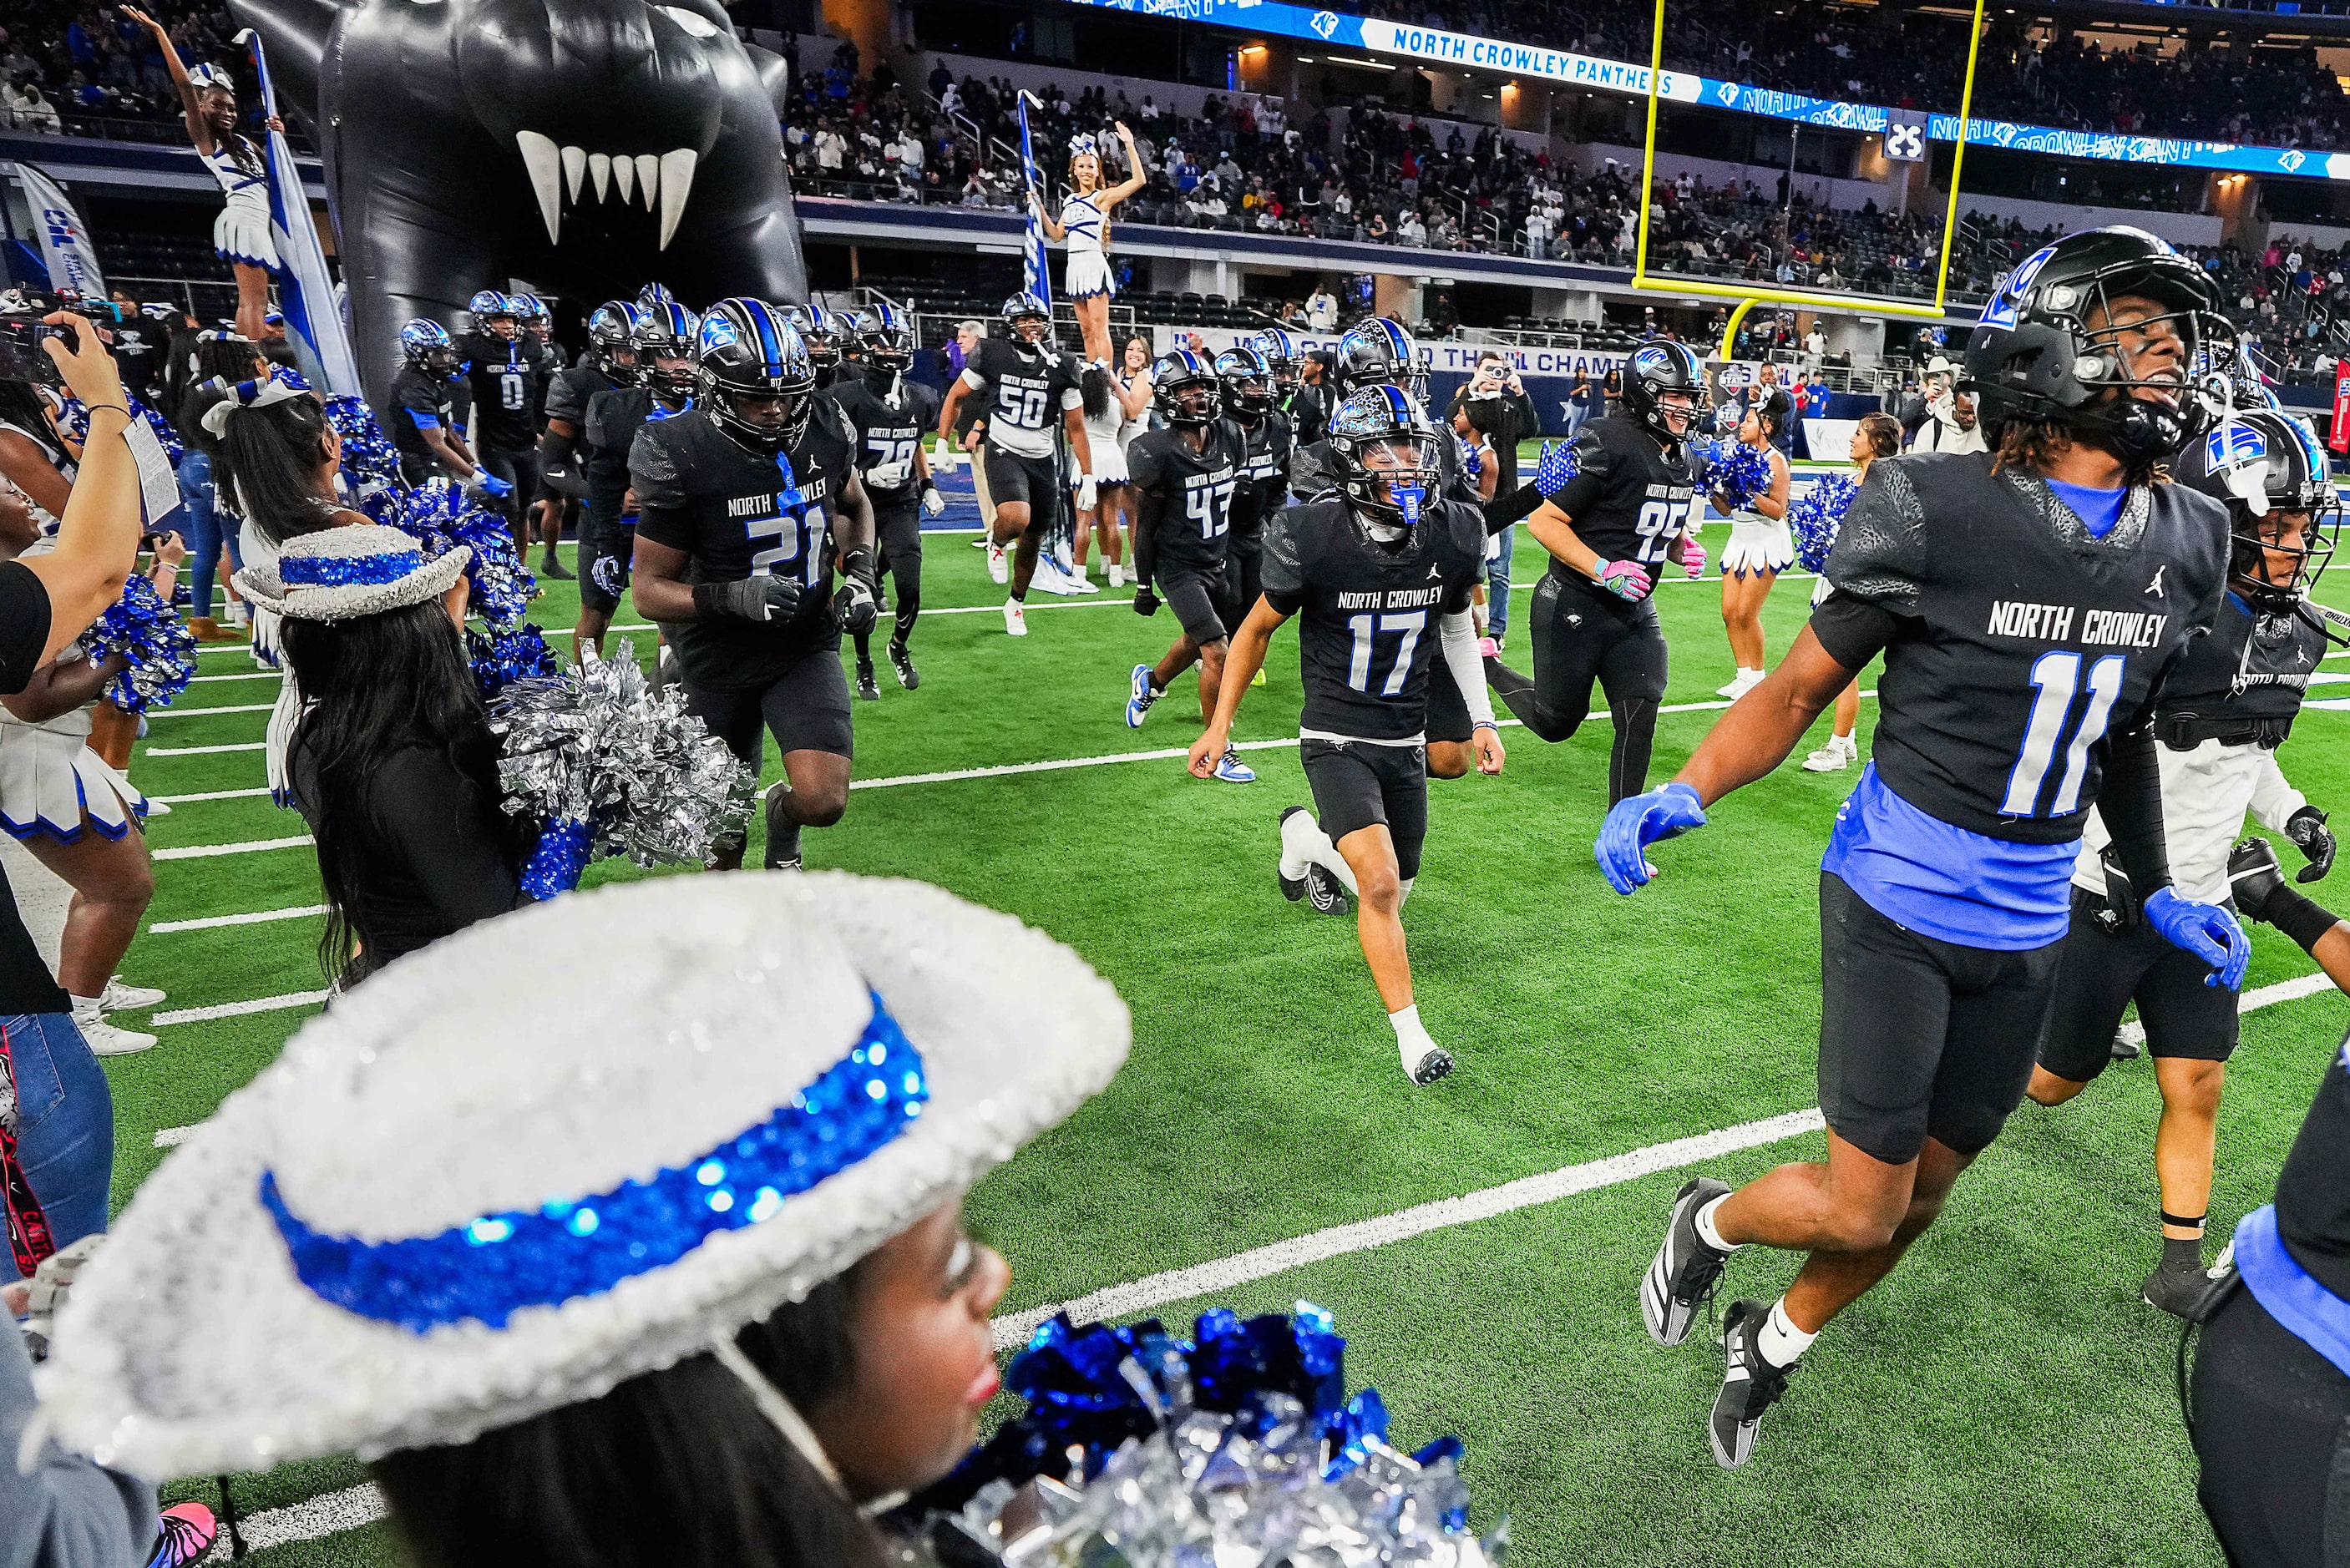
1390,1004,1435,1071
1396,875,1415,910
1757,1297,1816,1368
1694,1193,1740,1252
1279,810,1359,893
68,993,101,1024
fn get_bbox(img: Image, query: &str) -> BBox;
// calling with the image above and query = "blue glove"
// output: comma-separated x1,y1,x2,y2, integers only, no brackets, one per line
2143,885,2251,990
1594,781,1707,895
477,473,514,498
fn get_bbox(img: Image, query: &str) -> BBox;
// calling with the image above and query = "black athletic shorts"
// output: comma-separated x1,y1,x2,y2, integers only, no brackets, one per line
1232,533,1263,623
579,511,635,616
398,452,448,488
984,447,1061,509
683,651,854,766
1159,557,1242,646
478,448,543,527
1523,569,1669,730
875,505,924,571
1302,736,1428,882
2037,887,2241,1084
2191,1284,2350,1568
1816,870,2064,1164
1426,655,1471,746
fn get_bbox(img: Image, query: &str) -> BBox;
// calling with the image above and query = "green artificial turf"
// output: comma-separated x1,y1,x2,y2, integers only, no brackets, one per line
105,458,2350,1565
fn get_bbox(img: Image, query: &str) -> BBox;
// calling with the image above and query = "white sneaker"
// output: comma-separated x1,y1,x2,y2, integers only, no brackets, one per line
73,1006,155,1056
986,543,1009,584
1070,574,1102,595
1108,564,1125,588
1801,734,1858,772
1715,669,1765,700
101,977,166,1011
1003,598,1028,637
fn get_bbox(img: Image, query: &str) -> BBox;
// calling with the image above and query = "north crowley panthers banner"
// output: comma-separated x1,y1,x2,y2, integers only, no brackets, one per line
11,164,104,297
1016,94,1053,311
1058,0,2350,180
241,28,362,397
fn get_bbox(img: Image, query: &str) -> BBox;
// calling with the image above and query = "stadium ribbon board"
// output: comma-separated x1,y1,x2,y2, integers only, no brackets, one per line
1629,0,1987,321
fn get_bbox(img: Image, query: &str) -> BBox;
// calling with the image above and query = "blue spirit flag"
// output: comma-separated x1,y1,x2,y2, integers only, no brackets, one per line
12,164,104,298
1017,94,1053,310
240,28,362,397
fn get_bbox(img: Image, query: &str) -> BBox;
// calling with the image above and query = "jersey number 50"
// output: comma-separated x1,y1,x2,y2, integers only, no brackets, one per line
2002,650,2125,817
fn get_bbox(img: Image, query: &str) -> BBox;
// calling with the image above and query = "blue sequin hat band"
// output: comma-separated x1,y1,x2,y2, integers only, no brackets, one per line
261,991,929,1333
232,522,471,622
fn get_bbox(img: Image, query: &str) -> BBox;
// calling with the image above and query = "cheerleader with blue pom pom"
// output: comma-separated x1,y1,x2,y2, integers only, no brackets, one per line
1795,412,1900,772
1704,403,1793,701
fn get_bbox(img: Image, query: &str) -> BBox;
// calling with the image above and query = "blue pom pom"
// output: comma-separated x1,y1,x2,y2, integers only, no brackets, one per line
323,396,403,494
467,623,559,701
517,816,595,899
1534,438,1581,498
58,392,183,467
268,364,311,391
380,479,539,630
1456,432,1481,483
1788,473,1859,573
79,575,196,714
1707,441,1774,510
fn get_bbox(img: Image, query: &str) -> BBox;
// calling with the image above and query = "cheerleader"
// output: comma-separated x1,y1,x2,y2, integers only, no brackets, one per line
1799,412,1901,772
124,8,283,344
0,486,162,1058
1031,121,1146,373
1071,335,1152,588
1709,402,1792,701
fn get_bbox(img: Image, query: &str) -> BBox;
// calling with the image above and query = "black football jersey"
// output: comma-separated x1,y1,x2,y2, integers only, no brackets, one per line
2154,593,2331,743
830,377,943,508
631,407,858,689
455,332,549,453
962,337,1081,460
1129,421,1247,570
582,387,691,522
1283,382,1330,448
544,361,615,431
1824,452,2229,842
1542,414,1699,570
1261,498,1484,742
387,366,456,456
1229,410,1294,544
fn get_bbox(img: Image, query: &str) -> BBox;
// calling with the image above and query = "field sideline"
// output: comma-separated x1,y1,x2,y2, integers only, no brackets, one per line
88,462,2350,1566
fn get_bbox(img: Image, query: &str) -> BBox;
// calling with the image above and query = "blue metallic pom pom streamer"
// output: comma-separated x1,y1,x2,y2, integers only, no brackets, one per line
79,575,195,714
1704,440,1774,511
1788,473,1859,573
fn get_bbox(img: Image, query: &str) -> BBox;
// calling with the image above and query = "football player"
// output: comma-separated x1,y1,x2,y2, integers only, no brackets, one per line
1254,326,1325,451
785,303,844,392
937,291,1093,636
629,298,879,871
2028,406,2337,1315
454,290,553,565
575,301,696,661
535,300,636,594
386,320,497,493
1485,337,1709,806
1218,343,1291,629
829,303,945,697
1122,349,1254,783
1188,386,1502,1085
1605,227,2250,1469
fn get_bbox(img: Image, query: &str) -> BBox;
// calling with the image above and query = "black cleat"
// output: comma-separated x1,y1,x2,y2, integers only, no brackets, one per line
2142,1258,2219,1319
1643,1176,1735,1348
762,790,803,872
2109,1033,2143,1060
1711,1298,1797,1469
855,659,881,701
1304,864,1349,915
889,640,919,690
539,550,575,580
1411,1046,1455,1086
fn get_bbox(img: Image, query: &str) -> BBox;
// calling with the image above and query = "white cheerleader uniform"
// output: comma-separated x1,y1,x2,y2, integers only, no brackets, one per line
1083,380,1128,485
1061,192,1115,301
1720,459,1795,579
0,647,145,842
203,137,280,271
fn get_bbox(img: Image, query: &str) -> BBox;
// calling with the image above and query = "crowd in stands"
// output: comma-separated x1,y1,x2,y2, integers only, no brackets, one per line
0,2,242,137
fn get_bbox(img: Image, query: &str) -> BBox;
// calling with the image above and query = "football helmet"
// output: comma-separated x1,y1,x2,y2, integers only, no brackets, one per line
1252,326,1303,390
1619,337,1704,445
1963,225,2235,464
633,300,701,401
1214,344,1274,423
2178,409,2338,610
1152,349,1221,428
784,304,841,375
585,301,640,382
696,298,815,453
855,302,915,382
1332,317,1423,400
1001,291,1052,346
398,318,460,378
468,290,519,335
1329,383,1441,533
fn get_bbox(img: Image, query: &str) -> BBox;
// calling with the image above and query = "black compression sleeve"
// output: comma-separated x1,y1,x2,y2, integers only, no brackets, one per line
1133,488,1163,585
1486,479,1544,534
1806,588,1902,672
2097,721,2173,894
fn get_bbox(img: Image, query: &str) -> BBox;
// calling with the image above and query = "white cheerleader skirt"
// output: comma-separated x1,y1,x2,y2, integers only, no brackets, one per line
1086,425,1129,485
215,190,280,271
0,711,146,842
1065,249,1116,301
1812,574,1833,609
1723,514,1795,578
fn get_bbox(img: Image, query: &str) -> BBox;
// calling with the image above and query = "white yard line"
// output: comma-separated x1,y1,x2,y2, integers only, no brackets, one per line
148,787,273,805
151,989,328,1027
150,834,311,861
189,955,2346,1553
144,703,278,719
187,670,279,684
144,741,266,756
148,904,327,934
